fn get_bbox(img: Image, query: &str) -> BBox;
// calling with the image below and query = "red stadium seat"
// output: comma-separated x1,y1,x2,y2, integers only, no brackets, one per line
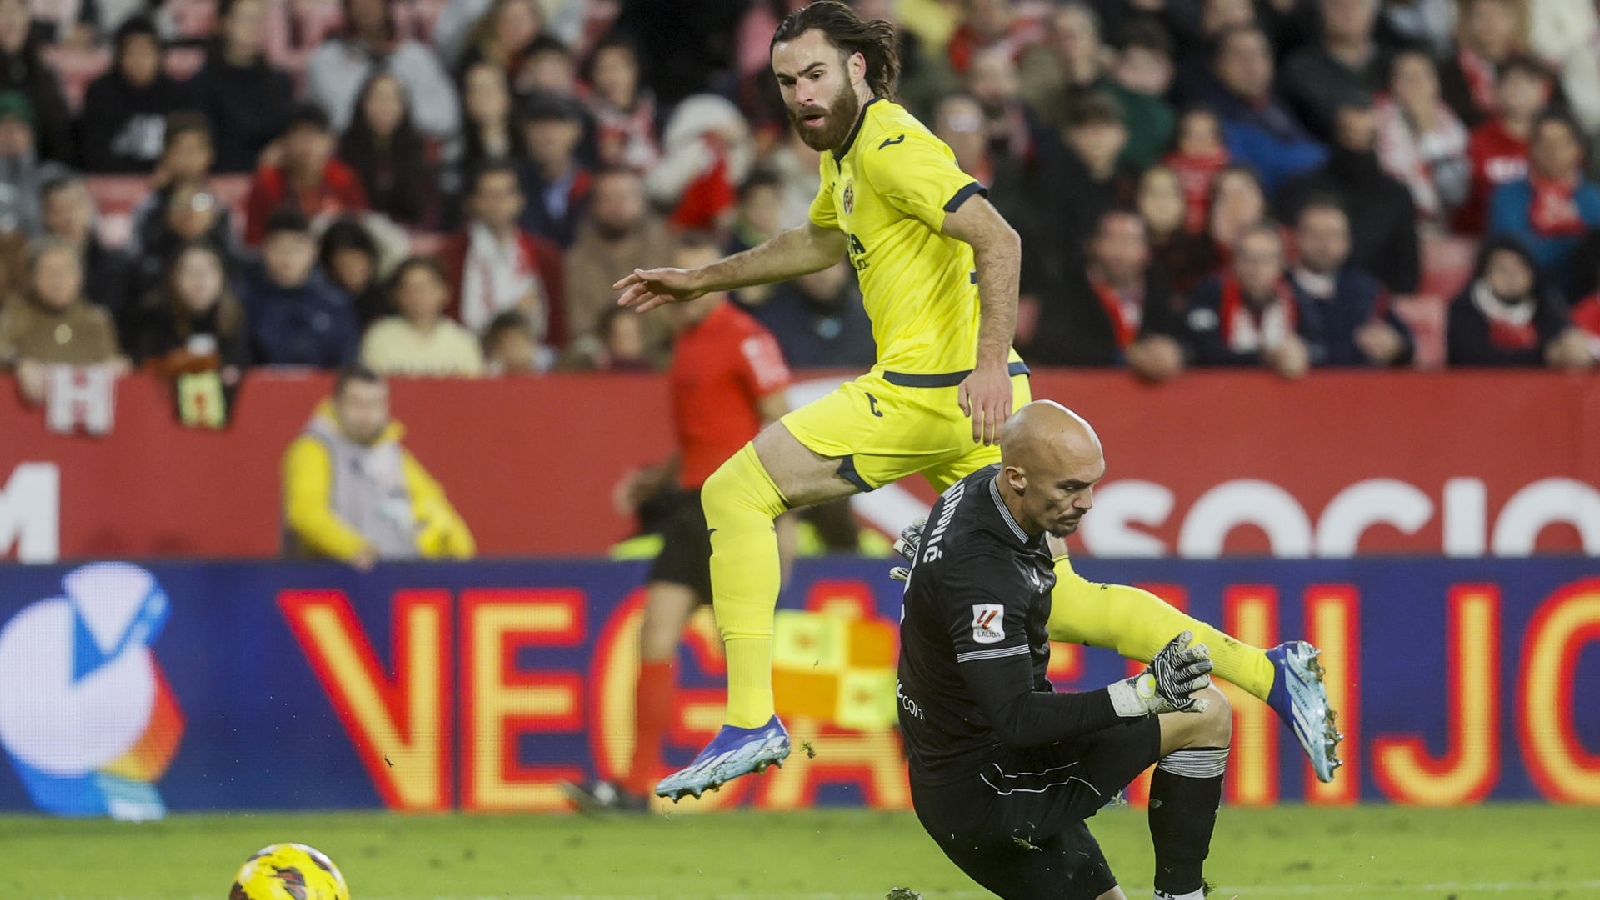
406,231,448,258
1419,233,1477,302
43,45,110,112
86,176,148,248
1392,294,1449,370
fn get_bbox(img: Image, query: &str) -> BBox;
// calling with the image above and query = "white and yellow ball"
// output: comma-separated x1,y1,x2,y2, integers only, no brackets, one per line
229,843,350,900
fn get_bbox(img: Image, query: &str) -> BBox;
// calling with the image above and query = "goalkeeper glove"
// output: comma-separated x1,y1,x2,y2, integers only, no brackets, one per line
1107,630,1213,716
889,518,926,582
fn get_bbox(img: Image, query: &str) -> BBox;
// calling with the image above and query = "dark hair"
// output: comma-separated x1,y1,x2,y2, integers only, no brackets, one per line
580,33,638,87
334,363,384,396
771,1,900,98
738,168,784,201
674,230,723,256
456,62,516,172
469,158,521,194
1533,110,1584,143
263,207,312,238
1214,23,1268,60
338,69,431,225
386,255,449,297
526,33,570,59
1294,192,1349,224
318,218,379,272
1206,163,1265,208
1061,91,1124,129
1091,206,1147,240
1474,235,1540,284
40,171,85,204
164,111,213,152
286,102,332,134
1498,52,1551,83
483,309,535,351
1119,16,1172,57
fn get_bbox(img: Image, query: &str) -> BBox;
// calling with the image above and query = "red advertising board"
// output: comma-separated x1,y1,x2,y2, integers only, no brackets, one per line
3,370,1598,561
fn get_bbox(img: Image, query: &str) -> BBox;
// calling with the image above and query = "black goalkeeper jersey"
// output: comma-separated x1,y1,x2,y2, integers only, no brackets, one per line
897,465,1123,785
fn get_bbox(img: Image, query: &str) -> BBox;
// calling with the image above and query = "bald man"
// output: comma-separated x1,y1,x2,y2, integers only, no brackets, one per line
894,405,1342,787
897,402,1230,900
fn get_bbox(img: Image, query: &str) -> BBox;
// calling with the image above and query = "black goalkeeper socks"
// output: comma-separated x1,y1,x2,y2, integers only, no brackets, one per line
1148,746,1228,896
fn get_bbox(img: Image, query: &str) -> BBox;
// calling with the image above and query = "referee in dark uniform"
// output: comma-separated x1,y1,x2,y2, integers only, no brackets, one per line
895,401,1233,900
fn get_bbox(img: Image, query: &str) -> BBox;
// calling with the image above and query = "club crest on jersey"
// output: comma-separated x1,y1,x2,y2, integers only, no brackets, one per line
970,604,1005,644
842,182,854,214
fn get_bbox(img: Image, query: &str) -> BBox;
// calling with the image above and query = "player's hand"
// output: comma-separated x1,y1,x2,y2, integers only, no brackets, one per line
1108,630,1213,717
958,361,1013,445
612,268,707,313
889,518,926,581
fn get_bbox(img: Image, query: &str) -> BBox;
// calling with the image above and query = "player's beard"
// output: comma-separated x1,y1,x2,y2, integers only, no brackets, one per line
789,84,863,152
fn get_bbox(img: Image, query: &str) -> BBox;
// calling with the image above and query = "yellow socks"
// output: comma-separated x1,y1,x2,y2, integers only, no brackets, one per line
702,444,790,728
1048,557,1276,701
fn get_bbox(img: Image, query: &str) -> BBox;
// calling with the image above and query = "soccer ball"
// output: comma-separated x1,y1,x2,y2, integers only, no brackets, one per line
229,843,350,900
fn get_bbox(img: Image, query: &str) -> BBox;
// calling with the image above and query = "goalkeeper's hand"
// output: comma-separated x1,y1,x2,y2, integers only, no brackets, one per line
1107,630,1213,717
889,518,926,582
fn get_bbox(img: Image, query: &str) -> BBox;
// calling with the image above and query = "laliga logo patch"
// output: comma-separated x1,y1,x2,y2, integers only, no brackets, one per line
0,563,184,821
970,604,1005,644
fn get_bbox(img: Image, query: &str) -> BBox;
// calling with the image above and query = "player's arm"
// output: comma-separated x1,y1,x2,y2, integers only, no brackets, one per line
613,223,847,313
941,195,1021,442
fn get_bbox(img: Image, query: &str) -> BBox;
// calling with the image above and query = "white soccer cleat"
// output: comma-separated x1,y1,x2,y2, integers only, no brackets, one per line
655,715,790,802
1266,641,1343,783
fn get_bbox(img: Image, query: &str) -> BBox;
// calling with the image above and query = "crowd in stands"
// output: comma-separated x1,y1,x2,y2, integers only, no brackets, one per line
3,0,1600,396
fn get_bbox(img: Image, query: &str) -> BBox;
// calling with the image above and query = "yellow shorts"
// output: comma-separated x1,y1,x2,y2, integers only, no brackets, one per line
780,362,1033,494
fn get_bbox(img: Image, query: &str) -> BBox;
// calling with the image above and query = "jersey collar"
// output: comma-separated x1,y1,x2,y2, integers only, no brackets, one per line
987,473,1035,547
833,96,883,162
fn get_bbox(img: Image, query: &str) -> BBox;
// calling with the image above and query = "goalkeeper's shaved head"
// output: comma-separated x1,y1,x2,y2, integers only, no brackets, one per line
997,401,1105,538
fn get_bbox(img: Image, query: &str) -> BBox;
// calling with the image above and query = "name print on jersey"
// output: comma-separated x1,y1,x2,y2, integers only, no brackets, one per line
920,479,968,564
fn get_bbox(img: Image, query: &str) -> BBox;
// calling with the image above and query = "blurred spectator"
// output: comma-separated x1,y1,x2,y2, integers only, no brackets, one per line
1169,0,1257,109
1017,1,1106,117
76,16,193,174
41,173,133,327
320,218,389,327
564,167,672,368
0,239,124,402
191,0,294,174
1106,18,1176,170
481,308,548,373
0,90,54,235
0,0,71,164
306,0,459,139
1439,0,1524,129
750,260,874,369
516,91,590,247
724,169,786,307
1165,107,1231,234
1281,0,1388,143
589,302,653,371
1209,24,1328,195
945,0,1043,76
1526,0,1600,137
282,364,475,567
1046,92,1138,252
436,0,531,69
1025,208,1186,383
646,94,753,234
445,62,519,208
444,160,565,346
1457,54,1549,235
1287,197,1414,367
1446,237,1594,369
133,111,215,221
240,208,359,367
523,34,578,97
244,104,368,245
1278,101,1420,293
931,91,1032,233
1206,164,1270,266
1137,163,1217,294
966,46,1046,172
457,0,551,95
1184,223,1310,378
582,35,659,172
337,70,439,229
133,177,243,298
1374,49,1470,228
1487,112,1600,287
361,256,485,376
129,241,251,376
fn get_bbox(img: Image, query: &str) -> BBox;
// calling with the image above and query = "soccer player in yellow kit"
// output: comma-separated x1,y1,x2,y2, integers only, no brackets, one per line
615,1,1339,800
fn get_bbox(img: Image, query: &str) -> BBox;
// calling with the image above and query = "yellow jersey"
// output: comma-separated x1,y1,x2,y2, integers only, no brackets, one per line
809,98,1017,377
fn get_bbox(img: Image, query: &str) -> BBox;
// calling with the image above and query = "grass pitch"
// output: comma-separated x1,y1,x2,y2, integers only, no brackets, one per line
1,804,1597,900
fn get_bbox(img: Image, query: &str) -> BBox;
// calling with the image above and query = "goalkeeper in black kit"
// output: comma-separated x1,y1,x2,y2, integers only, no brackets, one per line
894,400,1231,900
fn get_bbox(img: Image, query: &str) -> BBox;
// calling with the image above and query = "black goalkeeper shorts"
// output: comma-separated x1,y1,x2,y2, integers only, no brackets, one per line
910,716,1163,900
646,490,712,602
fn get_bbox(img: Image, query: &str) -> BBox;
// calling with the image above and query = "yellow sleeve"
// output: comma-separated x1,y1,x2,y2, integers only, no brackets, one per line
282,436,370,561
402,451,476,559
858,130,985,231
807,156,839,230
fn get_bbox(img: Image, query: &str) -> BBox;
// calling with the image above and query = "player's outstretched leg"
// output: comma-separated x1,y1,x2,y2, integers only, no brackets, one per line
1047,556,1342,783
656,444,791,800
1150,687,1232,900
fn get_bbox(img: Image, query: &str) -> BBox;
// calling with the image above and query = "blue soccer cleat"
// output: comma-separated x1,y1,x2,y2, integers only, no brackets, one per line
655,716,790,801
1266,641,1343,783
